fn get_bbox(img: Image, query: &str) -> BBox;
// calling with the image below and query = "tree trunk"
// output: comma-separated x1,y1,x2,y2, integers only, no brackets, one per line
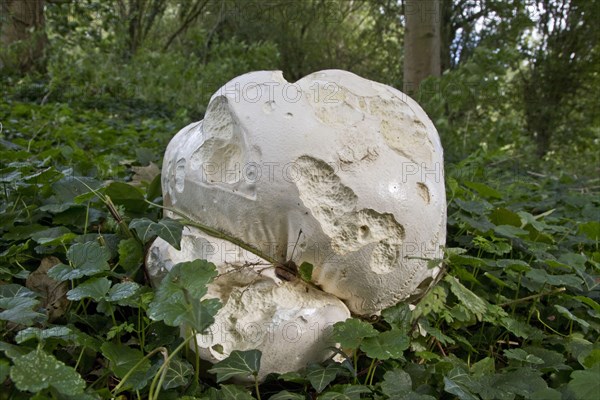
0,0,47,74
403,0,441,98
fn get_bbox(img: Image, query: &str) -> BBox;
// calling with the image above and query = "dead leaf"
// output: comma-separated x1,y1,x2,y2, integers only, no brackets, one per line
26,256,69,322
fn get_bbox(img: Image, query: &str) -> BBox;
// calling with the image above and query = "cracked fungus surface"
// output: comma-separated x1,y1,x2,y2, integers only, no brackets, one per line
293,156,405,274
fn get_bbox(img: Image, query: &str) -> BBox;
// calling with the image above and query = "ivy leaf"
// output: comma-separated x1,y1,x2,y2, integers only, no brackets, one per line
67,277,112,301
10,349,85,396
554,305,591,329
130,218,183,250
360,330,409,360
332,318,378,349
381,302,412,331
48,241,110,281
568,364,600,400
208,350,262,383
317,384,371,399
162,358,193,390
269,391,305,400
306,363,344,393
147,260,221,332
204,384,255,399
101,342,151,391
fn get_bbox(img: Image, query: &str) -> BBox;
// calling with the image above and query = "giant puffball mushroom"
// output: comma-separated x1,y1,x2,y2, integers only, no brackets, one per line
147,227,351,381
148,69,446,378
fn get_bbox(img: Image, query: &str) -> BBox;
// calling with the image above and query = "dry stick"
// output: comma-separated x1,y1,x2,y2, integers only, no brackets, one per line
498,287,566,308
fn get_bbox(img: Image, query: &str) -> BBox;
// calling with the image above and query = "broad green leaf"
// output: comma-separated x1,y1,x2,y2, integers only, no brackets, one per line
130,218,183,249
0,359,9,383
317,384,371,399
530,388,562,400
15,326,72,344
162,358,193,390
332,318,378,349
30,226,74,245
107,281,140,302
208,350,262,383
118,238,143,272
204,384,254,399
444,276,487,320
443,376,478,400
568,364,600,400
48,241,111,281
10,349,85,395
579,221,600,241
381,302,412,331
104,181,147,212
269,391,305,400
494,368,548,397
525,268,583,289
381,369,412,397
463,181,502,199
0,284,45,325
101,342,151,390
299,261,314,282
504,348,544,365
148,260,220,331
67,277,111,301
360,330,409,360
489,207,521,226
307,363,343,393
554,305,590,329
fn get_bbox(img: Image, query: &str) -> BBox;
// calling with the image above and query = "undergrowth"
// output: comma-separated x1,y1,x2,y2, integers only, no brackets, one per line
0,84,599,399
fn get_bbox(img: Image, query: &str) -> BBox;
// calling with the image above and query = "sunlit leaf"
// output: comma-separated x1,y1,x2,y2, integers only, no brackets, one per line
208,350,261,383
10,349,85,395
331,318,377,349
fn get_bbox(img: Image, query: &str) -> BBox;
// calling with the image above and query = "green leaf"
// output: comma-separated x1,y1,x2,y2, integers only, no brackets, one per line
48,241,111,281
15,326,73,344
0,284,45,325
381,302,412,331
525,268,583,290
162,358,193,390
331,318,378,349
307,363,343,393
568,364,600,400
205,384,255,399
269,391,305,400
208,350,262,383
107,281,140,302
10,349,85,395
299,261,314,282
0,359,9,383
554,305,590,329
443,376,479,400
130,218,183,249
148,260,221,331
579,221,600,241
360,330,409,360
30,226,74,245
101,342,151,390
444,276,487,321
118,238,143,273
67,277,112,301
105,182,147,212
504,348,544,365
381,369,412,397
317,384,371,399
463,181,502,199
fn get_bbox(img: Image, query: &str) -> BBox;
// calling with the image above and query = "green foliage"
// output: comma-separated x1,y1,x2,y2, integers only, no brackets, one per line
1,1,599,396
